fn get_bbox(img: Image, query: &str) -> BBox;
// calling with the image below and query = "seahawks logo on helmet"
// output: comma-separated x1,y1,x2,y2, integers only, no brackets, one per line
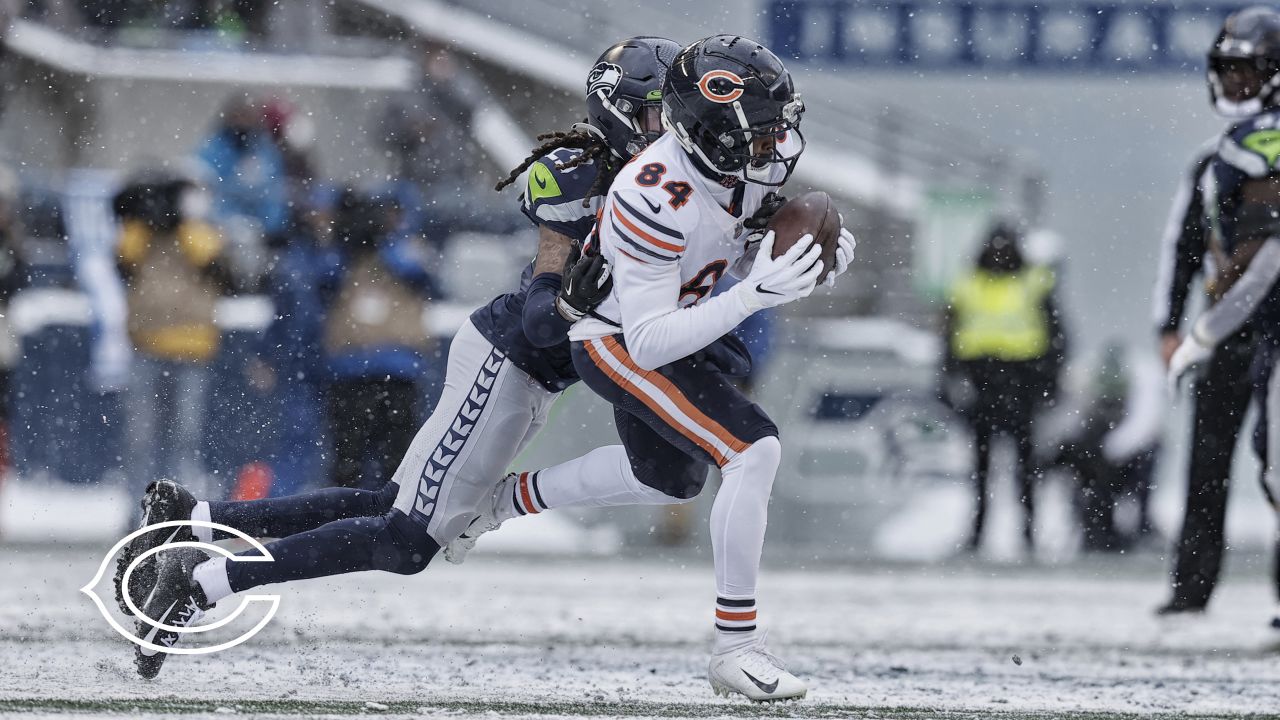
587,62,624,98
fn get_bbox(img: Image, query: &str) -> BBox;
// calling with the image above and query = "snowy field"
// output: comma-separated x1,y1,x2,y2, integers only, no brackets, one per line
2,541,1280,720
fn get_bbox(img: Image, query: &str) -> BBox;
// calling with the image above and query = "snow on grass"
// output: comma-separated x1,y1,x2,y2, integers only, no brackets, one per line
2,543,1278,718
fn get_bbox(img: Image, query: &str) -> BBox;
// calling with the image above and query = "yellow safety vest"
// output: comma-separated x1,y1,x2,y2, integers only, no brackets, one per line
949,266,1054,362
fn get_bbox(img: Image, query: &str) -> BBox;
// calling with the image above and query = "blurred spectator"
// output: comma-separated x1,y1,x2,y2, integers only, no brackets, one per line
1042,342,1164,552
379,48,523,242
322,188,438,490
114,168,230,502
259,198,336,497
198,95,287,288
942,222,1068,552
261,97,317,204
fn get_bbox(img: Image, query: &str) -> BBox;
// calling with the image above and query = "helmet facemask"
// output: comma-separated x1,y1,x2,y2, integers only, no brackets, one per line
1206,7,1280,119
1208,54,1280,118
595,90,665,157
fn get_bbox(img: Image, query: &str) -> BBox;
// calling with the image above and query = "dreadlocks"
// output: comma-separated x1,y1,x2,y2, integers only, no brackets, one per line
495,128,620,207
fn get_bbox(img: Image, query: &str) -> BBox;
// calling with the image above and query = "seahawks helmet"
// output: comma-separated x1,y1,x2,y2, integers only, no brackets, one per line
1208,6,1280,118
586,36,680,159
661,35,804,186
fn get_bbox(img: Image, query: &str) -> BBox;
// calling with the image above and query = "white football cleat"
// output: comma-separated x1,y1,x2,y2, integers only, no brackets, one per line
708,633,807,702
443,473,518,564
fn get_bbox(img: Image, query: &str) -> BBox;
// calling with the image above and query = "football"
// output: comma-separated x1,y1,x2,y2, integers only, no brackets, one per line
767,190,842,283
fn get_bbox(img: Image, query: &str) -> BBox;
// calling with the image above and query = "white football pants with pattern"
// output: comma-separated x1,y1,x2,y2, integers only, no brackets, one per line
391,319,558,545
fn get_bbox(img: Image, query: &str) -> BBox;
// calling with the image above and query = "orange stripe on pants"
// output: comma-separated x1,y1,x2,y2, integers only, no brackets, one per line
583,340,731,466
600,336,749,457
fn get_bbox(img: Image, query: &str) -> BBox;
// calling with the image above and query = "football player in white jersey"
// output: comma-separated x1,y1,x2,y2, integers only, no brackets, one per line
448,35,856,701
114,37,678,680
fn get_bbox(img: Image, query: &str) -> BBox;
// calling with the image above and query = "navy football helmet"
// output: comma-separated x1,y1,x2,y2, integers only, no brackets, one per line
586,36,680,159
1208,6,1280,118
661,35,804,186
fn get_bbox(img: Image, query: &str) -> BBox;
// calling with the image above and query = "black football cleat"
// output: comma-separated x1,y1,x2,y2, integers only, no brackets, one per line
115,481,198,616
134,546,211,679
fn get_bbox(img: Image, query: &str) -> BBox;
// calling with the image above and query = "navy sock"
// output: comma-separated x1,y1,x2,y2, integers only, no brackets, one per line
227,510,437,593
209,482,399,539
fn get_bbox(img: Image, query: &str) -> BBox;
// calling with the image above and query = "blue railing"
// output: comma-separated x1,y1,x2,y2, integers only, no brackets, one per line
768,0,1243,72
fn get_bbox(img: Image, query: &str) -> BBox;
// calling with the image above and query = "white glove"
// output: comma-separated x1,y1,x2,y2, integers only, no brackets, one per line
823,227,857,288
732,230,824,313
1166,334,1213,394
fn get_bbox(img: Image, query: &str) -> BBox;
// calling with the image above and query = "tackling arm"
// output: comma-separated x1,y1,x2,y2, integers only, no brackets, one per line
521,227,576,349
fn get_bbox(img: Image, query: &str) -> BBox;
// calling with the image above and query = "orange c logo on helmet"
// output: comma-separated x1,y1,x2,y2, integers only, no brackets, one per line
697,70,745,104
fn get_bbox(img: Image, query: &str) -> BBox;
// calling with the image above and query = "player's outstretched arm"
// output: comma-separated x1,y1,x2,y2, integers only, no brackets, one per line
615,231,821,371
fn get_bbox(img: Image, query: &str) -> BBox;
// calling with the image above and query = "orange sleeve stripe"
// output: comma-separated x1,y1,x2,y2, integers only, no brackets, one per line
715,609,757,621
584,340,730,466
601,336,750,457
612,207,684,253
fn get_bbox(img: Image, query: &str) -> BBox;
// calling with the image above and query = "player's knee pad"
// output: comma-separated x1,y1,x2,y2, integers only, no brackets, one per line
371,510,439,575
739,435,782,478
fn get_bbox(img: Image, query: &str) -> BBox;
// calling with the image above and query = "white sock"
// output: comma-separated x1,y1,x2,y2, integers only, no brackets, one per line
709,436,780,640
192,556,232,605
713,596,759,654
190,501,213,544
500,446,686,520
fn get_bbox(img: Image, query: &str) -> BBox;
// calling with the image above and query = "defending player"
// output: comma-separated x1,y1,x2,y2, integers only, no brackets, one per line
1154,6,1268,616
116,36,680,678
1168,7,1280,629
448,36,855,700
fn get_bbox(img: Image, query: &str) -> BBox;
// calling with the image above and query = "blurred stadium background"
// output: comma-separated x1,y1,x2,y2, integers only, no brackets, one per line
0,1,1277,717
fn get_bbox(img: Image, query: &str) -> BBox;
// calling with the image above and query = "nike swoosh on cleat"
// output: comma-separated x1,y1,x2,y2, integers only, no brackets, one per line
140,581,160,612
641,196,662,214
741,669,779,694
138,600,178,657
